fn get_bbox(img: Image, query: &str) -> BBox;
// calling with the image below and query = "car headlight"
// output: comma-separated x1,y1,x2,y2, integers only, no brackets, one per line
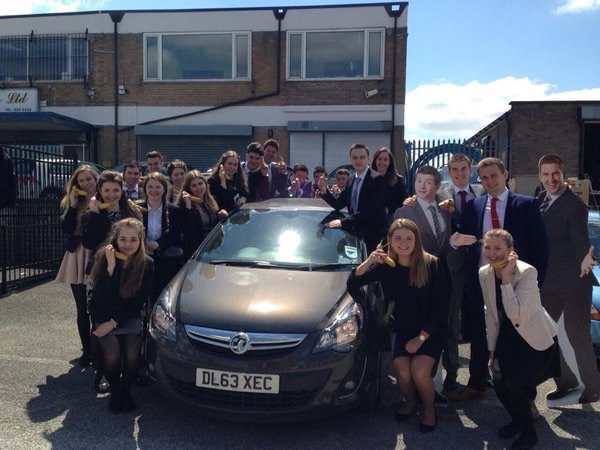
314,300,363,353
150,283,177,342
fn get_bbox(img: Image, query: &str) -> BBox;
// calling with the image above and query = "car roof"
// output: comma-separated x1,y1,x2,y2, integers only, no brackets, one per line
239,198,335,212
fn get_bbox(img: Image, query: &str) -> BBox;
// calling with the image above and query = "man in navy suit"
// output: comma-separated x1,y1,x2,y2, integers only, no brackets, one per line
449,157,549,404
320,143,387,252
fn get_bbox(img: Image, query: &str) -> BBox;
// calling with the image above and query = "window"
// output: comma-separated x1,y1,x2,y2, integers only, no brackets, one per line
0,34,88,82
144,32,251,81
287,29,384,80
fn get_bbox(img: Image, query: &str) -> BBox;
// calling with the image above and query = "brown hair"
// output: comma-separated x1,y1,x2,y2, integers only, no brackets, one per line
167,159,188,178
349,143,369,156
179,170,219,212
371,146,400,186
387,218,437,288
263,139,279,152
60,165,99,232
448,153,472,169
477,157,505,173
91,218,148,298
538,154,565,174
146,150,164,161
482,228,514,250
142,172,171,233
96,171,141,220
210,150,249,192
416,165,442,188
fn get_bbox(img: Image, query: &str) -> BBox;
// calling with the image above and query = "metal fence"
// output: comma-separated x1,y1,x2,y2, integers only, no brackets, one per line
1,145,76,295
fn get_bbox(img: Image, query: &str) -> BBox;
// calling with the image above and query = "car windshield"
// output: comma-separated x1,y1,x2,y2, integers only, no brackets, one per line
588,210,600,259
197,207,361,268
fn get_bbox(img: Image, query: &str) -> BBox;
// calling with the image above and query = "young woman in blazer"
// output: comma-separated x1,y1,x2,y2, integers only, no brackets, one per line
89,218,154,413
479,229,559,449
371,146,408,223
347,218,450,433
177,170,228,259
55,165,99,367
207,150,249,213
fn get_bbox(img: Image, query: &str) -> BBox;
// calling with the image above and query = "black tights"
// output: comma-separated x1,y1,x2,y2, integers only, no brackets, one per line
494,377,534,431
98,333,142,395
70,284,90,354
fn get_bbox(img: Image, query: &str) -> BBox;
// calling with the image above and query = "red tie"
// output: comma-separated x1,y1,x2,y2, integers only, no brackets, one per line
491,197,500,229
458,190,467,216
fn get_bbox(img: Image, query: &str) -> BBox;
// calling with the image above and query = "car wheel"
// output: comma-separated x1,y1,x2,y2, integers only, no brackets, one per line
40,188,63,199
361,351,382,413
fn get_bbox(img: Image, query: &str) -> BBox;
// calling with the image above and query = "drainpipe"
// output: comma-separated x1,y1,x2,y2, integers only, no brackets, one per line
109,11,125,165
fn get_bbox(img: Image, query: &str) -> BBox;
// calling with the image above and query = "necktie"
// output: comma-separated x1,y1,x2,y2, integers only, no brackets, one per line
539,195,551,214
458,190,467,215
351,176,362,213
428,205,442,240
491,197,500,229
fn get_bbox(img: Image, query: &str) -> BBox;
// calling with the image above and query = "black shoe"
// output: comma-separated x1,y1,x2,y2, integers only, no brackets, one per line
120,392,136,412
419,414,437,433
546,386,578,401
434,391,448,407
578,391,600,404
394,406,416,422
108,393,122,414
94,372,109,394
498,421,522,439
78,353,92,368
511,429,537,450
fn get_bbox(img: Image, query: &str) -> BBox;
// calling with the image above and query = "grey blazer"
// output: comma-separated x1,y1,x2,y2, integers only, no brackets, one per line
393,202,452,257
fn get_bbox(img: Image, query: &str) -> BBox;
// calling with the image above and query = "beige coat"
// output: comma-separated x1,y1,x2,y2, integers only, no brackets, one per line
479,260,557,352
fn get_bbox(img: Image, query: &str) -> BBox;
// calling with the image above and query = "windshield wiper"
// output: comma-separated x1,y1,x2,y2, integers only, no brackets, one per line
209,259,298,269
297,262,356,271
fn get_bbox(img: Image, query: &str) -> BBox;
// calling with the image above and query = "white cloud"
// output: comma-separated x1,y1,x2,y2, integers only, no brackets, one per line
404,76,600,140
0,1,105,16
554,0,600,14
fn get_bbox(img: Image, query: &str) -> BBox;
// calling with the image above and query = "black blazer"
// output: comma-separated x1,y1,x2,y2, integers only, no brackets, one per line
322,168,387,249
140,202,182,252
180,202,220,258
207,176,249,213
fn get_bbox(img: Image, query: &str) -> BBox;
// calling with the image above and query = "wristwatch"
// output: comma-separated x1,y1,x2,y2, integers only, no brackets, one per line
418,334,426,342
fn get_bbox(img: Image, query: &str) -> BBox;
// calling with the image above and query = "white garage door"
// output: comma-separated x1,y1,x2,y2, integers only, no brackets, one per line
289,131,390,174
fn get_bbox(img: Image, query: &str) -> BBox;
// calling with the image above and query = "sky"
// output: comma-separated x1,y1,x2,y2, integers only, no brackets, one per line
2,0,600,140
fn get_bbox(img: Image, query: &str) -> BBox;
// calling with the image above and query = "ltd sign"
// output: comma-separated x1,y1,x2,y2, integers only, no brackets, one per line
0,88,39,113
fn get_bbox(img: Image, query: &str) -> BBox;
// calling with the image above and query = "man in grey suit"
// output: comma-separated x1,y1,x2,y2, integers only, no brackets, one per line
437,154,485,393
538,154,600,404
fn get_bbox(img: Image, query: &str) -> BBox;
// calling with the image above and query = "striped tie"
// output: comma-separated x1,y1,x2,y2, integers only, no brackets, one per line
428,205,442,240
539,195,551,214
491,197,500,229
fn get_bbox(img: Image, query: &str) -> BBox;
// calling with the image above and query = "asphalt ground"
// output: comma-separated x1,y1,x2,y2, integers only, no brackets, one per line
1,281,599,449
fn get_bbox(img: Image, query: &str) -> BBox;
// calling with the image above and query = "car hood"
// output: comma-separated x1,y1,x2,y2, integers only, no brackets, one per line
177,262,350,333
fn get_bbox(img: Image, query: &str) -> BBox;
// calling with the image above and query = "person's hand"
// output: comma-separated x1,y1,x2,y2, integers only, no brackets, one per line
508,177,517,192
235,196,246,206
487,352,495,371
181,191,192,209
438,198,455,213
366,247,388,266
317,176,328,193
277,159,288,175
104,244,116,275
69,187,79,207
501,250,518,282
331,184,340,195
580,246,596,278
323,219,342,229
217,209,228,219
93,320,117,338
290,178,301,195
402,195,417,207
450,232,477,247
405,334,426,354
88,197,100,213
147,240,159,251
218,164,227,186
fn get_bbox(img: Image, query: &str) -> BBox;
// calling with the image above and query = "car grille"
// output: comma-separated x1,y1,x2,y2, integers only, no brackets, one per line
167,376,319,411
184,325,307,359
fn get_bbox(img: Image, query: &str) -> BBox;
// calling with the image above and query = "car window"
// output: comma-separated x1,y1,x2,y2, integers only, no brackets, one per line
588,211,600,259
198,208,360,267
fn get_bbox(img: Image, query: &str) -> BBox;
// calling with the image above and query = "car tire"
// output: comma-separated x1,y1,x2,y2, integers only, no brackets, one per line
361,351,382,414
40,188,63,199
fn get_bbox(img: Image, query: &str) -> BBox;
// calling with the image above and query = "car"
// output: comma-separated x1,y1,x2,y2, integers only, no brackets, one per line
148,198,383,421
587,210,600,369
438,164,481,190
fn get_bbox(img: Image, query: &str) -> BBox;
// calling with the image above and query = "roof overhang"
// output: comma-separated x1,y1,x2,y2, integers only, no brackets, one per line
0,112,95,144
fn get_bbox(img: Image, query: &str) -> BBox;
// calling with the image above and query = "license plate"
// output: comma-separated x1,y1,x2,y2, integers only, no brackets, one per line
196,368,280,394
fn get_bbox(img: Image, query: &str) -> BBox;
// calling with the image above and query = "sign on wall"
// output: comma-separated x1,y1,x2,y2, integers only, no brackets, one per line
0,88,39,113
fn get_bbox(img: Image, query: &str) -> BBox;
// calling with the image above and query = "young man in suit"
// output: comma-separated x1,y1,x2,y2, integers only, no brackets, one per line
262,139,290,198
437,154,485,394
449,157,549,405
538,154,600,404
319,143,387,252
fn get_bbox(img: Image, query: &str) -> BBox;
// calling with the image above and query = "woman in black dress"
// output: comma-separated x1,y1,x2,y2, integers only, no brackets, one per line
371,147,408,223
178,170,228,258
89,218,154,413
347,218,450,432
480,229,559,449
207,150,249,213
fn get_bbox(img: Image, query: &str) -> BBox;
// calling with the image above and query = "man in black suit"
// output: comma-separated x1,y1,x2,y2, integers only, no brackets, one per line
449,157,549,404
538,154,600,404
437,154,485,394
262,139,290,198
319,143,387,252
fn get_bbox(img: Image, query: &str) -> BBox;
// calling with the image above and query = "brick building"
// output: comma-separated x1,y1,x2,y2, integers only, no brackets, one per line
467,101,600,195
0,3,408,172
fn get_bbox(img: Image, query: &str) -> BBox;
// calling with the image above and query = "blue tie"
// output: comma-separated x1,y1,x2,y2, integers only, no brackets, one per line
351,176,362,213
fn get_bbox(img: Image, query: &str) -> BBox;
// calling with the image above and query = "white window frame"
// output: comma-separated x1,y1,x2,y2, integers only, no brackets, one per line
143,32,251,82
286,28,385,81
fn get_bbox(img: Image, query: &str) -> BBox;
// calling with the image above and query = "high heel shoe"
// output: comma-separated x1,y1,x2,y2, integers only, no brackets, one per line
419,414,437,433
94,371,109,394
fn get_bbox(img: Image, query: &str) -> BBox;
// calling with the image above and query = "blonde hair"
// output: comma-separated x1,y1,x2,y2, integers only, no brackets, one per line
482,228,514,250
387,218,437,288
60,165,99,233
178,170,220,212
91,218,148,298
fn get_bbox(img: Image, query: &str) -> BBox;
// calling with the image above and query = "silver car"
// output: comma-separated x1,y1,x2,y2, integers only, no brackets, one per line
148,199,382,420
